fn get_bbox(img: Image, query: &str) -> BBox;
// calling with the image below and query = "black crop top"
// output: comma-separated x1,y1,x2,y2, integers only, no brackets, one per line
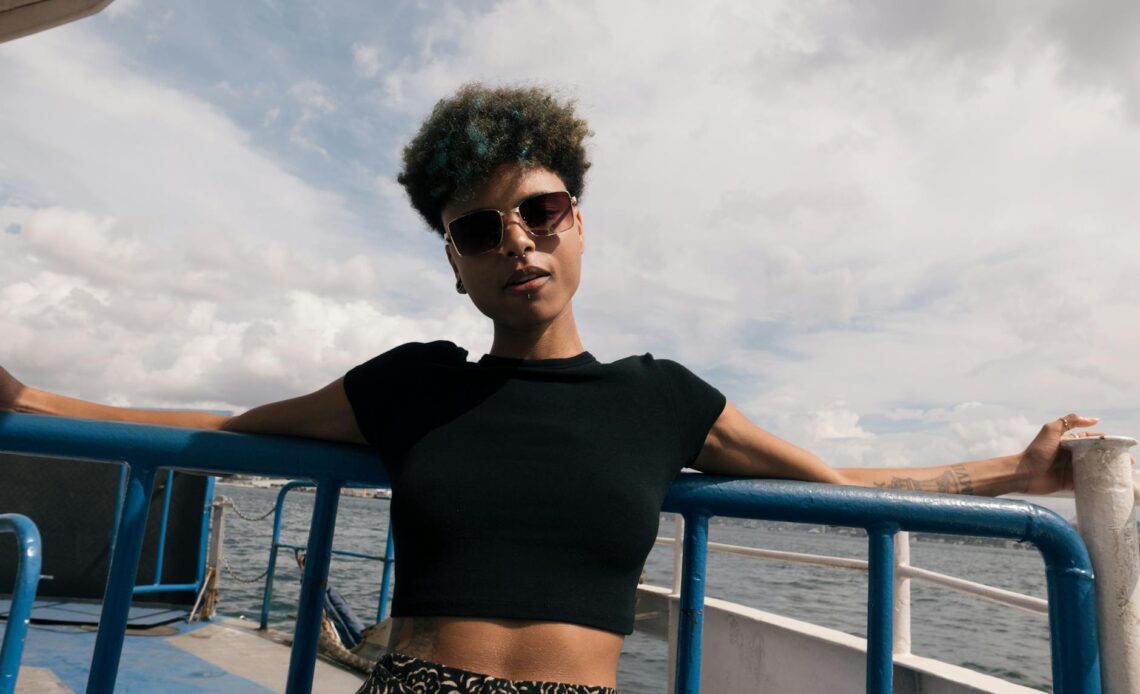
343,341,726,634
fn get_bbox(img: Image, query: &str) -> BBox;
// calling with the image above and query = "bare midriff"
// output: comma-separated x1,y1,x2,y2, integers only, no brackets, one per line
387,616,624,688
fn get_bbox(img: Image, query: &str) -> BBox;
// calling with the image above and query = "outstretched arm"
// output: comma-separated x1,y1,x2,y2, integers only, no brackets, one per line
693,401,1098,497
0,366,365,444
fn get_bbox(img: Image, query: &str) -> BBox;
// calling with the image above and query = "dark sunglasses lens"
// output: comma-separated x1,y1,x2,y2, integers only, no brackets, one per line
519,192,573,234
449,211,502,255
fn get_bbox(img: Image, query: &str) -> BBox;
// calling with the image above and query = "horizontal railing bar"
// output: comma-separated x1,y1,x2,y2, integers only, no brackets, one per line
131,583,199,595
0,414,387,484
655,535,867,570
900,564,1049,613
654,534,1050,614
273,542,385,562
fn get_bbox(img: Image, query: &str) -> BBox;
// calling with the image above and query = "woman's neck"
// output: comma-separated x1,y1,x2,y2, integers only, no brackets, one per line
488,306,585,360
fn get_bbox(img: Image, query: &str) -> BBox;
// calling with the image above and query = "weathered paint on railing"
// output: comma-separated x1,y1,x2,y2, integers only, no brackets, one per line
0,513,42,694
1067,435,1139,694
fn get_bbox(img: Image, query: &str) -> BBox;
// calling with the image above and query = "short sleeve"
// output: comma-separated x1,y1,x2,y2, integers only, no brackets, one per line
343,341,467,448
655,359,727,464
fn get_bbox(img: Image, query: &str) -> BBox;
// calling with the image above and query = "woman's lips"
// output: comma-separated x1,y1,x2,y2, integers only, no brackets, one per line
504,275,550,294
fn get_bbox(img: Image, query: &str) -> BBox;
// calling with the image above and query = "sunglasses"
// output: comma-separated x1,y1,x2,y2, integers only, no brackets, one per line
444,191,577,256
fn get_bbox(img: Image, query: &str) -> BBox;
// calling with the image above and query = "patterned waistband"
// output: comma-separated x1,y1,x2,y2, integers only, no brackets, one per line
359,651,621,694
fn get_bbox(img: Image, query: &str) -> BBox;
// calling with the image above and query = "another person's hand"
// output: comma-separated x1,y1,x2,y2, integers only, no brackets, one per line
1018,414,1101,494
0,366,26,412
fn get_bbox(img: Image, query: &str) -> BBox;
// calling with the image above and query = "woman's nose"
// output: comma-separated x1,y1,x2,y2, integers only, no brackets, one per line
501,214,536,258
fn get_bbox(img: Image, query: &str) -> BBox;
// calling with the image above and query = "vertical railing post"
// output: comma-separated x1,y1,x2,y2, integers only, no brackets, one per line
198,495,225,621
260,482,299,630
195,475,217,592
87,464,157,694
1067,435,1139,693
285,479,342,694
674,511,709,694
866,524,897,694
0,514,41,694
892,531,912,656
672,514,684,596
152,469,175,585
377,522,395,622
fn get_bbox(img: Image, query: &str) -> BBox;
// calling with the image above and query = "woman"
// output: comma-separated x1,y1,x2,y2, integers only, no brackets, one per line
0,84,1101,694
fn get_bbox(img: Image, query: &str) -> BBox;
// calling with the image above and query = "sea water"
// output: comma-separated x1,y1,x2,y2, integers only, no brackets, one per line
217,485,1052,692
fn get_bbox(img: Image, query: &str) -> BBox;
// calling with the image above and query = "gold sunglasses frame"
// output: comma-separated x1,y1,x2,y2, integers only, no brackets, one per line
444,191,578,256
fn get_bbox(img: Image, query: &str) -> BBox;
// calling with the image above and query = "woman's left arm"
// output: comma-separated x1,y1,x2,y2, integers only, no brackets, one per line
692,402,1101,497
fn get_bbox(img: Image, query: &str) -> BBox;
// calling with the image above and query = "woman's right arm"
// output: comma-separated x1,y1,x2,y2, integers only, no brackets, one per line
0,366,366,444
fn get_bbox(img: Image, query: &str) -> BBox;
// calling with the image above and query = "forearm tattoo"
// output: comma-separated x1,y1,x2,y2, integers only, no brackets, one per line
873,464,975,495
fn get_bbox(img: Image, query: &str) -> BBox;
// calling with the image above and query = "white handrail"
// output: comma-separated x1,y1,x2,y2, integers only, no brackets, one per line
652,534,1049,614
899,563,1047,613
893,532,911,655
1066,435,1140,694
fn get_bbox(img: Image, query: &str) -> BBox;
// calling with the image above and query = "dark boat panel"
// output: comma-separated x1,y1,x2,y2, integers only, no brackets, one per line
0,452,208,605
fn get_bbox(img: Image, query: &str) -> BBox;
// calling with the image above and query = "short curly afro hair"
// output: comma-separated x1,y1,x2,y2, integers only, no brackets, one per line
397,83,592,237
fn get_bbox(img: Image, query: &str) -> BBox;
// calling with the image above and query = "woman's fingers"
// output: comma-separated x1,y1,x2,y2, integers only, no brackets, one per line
1054,414,1099,434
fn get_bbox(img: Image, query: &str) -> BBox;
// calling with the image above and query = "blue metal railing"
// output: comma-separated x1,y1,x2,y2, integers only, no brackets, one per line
128,470,216,597
0,513,42,694
258,480,395,630
0,413,1102,694
662,477,1101,693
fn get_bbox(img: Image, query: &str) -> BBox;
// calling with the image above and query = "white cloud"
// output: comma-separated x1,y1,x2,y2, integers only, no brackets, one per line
0,207,491,410
288,79,335,113
3,2,1138,467
352,42,381,78
371,0,1140,461
0,27,487,411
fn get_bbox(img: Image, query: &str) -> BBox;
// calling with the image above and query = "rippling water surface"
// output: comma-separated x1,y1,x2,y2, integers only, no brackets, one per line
217,485,1052,693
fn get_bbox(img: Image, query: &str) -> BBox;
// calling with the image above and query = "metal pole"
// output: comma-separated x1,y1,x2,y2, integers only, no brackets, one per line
1066,435,1139,694
866,524,897,694
201,496,226,620
87,464,156,694
893,531,912,656
674,511,709,694
377,522,395,622
261,482,302,630
195,475,217,593
285,479,342,694
152,469,175,585
0,514,41,694
672,514,684,596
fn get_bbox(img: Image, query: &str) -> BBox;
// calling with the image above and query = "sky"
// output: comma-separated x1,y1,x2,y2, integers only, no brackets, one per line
1,0,1138,487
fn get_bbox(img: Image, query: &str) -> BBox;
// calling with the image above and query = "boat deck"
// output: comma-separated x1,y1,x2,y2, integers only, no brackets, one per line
2,616,366,693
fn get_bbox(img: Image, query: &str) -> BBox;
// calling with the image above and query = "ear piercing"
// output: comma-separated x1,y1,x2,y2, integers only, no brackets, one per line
456,279,466,294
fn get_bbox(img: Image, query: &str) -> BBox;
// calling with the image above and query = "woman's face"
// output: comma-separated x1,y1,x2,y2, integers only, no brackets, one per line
443,164,584,331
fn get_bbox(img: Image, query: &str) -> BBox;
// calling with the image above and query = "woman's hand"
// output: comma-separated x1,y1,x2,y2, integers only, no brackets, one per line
0,366,26,412
1018,414,1101,494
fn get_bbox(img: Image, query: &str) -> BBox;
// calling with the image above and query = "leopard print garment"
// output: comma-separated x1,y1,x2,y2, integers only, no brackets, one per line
355,652,620,694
